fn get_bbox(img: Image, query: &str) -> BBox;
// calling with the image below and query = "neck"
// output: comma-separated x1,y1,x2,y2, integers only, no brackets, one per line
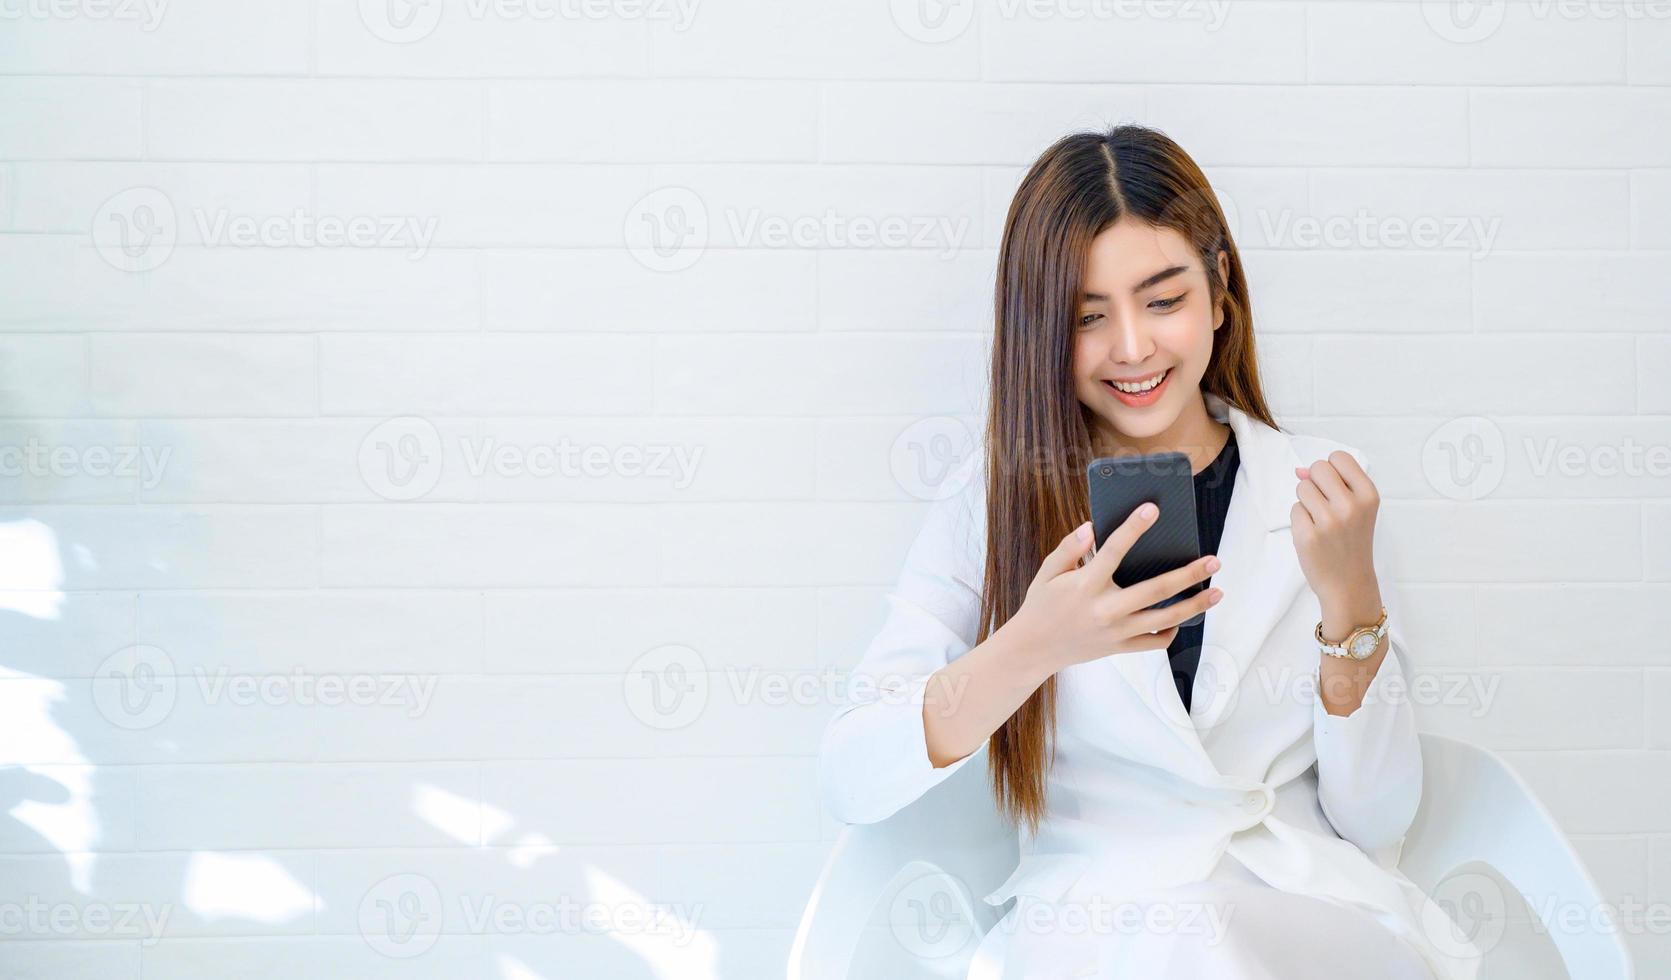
1089,391,1231,476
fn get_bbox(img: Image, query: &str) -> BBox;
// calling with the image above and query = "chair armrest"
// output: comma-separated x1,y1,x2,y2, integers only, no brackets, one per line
1401,733,1634,980
790,751,1019,980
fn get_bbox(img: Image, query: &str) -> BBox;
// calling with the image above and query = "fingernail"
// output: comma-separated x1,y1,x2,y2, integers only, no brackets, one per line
1205,556,1221,573
1138,503,1157,519
1210,589,1223,602
1076,521,1092,541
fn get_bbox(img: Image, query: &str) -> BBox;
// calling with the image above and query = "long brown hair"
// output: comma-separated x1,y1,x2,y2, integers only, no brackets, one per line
981,124,1279,833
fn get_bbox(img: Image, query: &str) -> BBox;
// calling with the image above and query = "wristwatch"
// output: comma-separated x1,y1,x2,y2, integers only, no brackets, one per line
1316,606,1388,660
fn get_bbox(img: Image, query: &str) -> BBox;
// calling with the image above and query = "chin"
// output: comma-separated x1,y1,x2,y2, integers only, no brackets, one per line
1087,401,1181,442
1110,415,1176,440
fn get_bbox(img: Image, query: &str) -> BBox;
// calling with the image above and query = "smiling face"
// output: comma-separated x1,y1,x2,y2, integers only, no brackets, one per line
1073,215,1231,457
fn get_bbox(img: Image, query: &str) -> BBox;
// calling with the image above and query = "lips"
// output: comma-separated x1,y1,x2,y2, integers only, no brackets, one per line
1102,368,1171,407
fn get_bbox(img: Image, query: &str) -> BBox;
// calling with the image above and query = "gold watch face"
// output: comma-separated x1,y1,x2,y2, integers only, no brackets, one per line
1348,631,1379,659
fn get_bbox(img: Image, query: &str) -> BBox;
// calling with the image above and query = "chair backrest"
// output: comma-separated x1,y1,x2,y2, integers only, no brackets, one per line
792,735,1634,980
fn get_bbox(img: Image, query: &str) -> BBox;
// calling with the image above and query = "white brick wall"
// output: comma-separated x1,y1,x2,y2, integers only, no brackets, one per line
0,1,1667,975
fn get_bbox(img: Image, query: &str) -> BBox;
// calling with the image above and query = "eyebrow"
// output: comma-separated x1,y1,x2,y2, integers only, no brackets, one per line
1082,264,1189,301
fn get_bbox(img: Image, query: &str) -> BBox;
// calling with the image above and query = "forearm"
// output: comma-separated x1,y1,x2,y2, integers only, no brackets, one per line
923,621,1055,768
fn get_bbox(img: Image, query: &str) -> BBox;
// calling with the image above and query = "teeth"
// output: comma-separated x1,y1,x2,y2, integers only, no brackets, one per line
1111,370,1167,394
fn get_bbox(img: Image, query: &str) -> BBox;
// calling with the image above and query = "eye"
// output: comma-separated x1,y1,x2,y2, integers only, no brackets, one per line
1078,312,1104,328
1150,294,1186,312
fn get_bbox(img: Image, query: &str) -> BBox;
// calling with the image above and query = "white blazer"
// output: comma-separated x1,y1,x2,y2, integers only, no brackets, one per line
818,392,1479,980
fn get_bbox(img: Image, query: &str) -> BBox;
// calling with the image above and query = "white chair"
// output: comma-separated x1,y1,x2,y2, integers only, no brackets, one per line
790,733,1633,980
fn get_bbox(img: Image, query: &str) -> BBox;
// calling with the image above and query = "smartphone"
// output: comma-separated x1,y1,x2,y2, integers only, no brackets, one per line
1085,451,1205,628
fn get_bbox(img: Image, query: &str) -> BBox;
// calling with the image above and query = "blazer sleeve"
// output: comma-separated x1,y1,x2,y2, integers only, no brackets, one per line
1311,451,1424,862
817,471,988,825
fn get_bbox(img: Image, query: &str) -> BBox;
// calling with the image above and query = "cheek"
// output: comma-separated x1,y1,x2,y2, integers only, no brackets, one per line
1157,311,1215,359
1071,333,1098,379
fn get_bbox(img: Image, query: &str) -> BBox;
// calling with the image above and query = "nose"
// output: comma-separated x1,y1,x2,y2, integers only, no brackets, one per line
1106,311,1154,365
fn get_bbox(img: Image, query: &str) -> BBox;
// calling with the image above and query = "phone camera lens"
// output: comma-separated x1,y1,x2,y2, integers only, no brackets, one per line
1099,465,1113,478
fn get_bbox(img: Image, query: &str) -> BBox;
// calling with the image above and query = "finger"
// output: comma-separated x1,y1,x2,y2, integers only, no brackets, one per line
1327,450,1374,495
1113,625,1180,654
1290,500,1314,533
1306,458,1351,505
1127,586,1223,636
1116,553,1220,611
1035,521,1095,584
1295,477,1330,523
1086,502,1159,581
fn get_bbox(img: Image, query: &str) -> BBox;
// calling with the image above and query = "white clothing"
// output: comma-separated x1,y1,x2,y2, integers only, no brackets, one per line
818,393,1482,980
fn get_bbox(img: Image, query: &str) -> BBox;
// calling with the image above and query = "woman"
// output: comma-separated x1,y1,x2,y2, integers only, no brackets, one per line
817,126,1480,979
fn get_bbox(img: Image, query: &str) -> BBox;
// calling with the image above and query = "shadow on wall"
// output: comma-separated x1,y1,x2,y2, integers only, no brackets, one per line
0,505,732,977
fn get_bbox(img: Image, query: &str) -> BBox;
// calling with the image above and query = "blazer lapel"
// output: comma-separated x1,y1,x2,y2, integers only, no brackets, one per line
1101,393,1307,778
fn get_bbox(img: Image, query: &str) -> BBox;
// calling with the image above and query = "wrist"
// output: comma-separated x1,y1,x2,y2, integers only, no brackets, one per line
991,615,1060,689
1318,582,1383,638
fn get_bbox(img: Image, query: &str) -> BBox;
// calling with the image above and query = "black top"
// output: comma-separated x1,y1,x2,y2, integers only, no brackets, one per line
1167,428,1239,714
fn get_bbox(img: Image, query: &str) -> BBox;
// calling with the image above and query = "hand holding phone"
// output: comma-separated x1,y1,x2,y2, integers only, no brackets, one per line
1086,451,1211,627
1001,504,1222,677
